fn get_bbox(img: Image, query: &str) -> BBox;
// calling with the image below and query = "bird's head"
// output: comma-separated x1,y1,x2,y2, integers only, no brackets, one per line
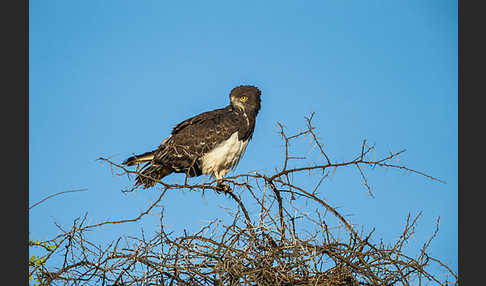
229,85,261,116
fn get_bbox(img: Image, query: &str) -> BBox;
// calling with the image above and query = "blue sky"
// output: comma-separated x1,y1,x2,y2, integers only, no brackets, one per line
29,0,457,280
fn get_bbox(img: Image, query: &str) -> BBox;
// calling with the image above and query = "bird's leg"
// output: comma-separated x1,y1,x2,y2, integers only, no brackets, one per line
215,170,232,194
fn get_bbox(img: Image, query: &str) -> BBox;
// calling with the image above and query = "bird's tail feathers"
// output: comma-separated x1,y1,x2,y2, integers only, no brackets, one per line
123,150,172,188
135,165,172,189
123,151,155,166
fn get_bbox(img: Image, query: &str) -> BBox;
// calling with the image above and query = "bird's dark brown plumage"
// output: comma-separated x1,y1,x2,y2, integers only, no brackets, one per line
123,85,262,188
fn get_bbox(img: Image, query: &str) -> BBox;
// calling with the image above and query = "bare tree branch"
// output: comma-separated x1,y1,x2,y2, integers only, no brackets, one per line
29,114,456,286
30,189,88,210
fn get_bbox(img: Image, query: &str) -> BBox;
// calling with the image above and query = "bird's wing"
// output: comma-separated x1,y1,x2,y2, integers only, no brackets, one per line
153,106,243,169
171,106,231,135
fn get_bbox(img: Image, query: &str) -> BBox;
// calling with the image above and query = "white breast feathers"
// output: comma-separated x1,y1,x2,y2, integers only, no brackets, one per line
200,132,249,180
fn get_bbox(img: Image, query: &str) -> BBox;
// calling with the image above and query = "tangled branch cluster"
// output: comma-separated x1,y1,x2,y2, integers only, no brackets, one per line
29,114,457,285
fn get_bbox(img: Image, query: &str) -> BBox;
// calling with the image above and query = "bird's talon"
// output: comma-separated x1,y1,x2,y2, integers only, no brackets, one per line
216,182,232,195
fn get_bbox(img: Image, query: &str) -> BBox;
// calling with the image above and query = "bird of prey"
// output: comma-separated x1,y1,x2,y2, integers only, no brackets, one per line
123,85,262,189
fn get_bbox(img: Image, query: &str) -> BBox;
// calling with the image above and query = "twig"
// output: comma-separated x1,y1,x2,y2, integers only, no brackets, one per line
29,188,88,210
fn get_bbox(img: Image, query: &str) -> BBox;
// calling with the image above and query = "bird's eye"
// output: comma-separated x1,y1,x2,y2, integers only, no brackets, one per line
240,96,248,102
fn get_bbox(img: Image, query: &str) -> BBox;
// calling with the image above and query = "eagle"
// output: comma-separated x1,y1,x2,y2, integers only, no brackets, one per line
123,85,262,189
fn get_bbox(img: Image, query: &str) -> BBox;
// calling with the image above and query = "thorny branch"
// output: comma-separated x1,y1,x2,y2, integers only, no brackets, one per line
29,114,456,286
